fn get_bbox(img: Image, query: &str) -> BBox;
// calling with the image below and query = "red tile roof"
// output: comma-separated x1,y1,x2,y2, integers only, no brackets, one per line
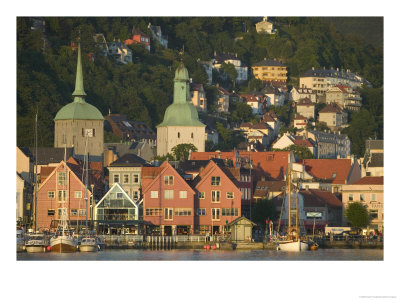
351,176,383,185
299,159,352,184
300,189,342,208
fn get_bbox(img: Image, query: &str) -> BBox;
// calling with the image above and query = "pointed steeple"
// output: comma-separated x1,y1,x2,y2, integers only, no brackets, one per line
72,42,87,102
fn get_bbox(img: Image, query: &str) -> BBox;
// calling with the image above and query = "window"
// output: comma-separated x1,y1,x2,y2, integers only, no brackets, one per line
74,191,82,199
164,176,174,185
360,194,365,201
48,191,55,198
58,190,67,201
226,192,234,199
211,176,221,186
212,208,220,220
133,174,139,183
370,209,378,219
371,194,376,202
57,172,67,185
150,191,158,198
179,191,187,199
212,191,221,203
198,191,205,199
196,208,206,216
70,209,78,216
145,208,162,216
123,174,129,184
133,191,139,200
222,208,238,216
116,192,123,199
191,133,194,139
164,208,173,220
47,209,55,216
349,194,353,201
113,174,120,183
164,190,173,199
178,132,180,138
175,208,192,216
79,209,86,216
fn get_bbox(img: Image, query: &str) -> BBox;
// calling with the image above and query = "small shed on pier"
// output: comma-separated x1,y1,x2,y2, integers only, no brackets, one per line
228,216,256,242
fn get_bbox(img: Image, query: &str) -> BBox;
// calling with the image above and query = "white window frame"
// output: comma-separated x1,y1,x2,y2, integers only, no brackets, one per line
164,176,174,185
133,174,139,183
212,208,220,220
74,191,82,199
123,174,130,184
150,191,159,198
164,190,174,199
48,191,55,198
198,191,205,199
113,174,120,183
211,190,221,203
227,192,234,199
164,208,173,220
211,176,221,186
179,191,187,199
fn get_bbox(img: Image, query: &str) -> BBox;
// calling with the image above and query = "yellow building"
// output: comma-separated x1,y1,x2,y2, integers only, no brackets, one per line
251,59,287,83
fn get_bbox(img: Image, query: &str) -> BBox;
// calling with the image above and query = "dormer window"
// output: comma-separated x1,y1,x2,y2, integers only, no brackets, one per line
178,132,180,138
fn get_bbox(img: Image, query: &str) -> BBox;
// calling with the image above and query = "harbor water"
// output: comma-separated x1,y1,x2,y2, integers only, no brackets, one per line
17,248,383,261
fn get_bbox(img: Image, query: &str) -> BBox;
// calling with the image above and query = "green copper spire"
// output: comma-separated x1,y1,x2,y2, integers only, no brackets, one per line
157,62,205,128
72,43,87,102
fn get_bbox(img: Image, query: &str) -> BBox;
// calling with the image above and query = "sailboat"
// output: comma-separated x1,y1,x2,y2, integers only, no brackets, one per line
78,130,99,252
50,147,78,253
276,164,309,252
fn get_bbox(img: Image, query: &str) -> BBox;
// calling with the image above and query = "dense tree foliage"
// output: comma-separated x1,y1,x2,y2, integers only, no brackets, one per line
17,17,383,148
171,143,198,161
250,199,280,230
344,202,371,229
273,145,313,160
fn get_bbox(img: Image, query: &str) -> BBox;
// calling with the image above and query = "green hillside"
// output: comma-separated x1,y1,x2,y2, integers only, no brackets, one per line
17,17,383,156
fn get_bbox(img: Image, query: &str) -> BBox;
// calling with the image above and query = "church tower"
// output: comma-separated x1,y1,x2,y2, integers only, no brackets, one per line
54,43,104,161
157,63,206,156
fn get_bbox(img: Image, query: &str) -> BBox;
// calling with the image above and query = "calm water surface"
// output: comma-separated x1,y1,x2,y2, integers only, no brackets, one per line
17,248,383,261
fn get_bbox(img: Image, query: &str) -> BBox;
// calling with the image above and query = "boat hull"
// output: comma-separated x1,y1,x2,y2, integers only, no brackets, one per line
50,236,77,253
17,243,25,253
26,245,46,253
79,245,98,252
277,240,309,252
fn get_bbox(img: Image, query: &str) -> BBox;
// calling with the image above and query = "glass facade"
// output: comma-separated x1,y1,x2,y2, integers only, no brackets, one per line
96,189,136,221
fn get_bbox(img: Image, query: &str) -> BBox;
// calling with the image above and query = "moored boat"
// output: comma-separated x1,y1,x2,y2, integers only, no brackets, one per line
79,236,99,252
25,233,49,253
50,234,77,253
277,239,309,252
17,228,25,252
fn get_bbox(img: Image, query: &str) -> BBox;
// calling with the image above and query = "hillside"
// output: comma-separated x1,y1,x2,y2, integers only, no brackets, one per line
17,17,383,156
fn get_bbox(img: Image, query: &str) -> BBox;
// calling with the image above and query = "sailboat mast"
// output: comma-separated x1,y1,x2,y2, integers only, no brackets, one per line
85,133,89,231
33,110,38,232
288,167,291,230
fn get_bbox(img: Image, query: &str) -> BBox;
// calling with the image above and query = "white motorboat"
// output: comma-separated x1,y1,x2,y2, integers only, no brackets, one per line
17,228,25,252
25,233,49,253
79,236,99,252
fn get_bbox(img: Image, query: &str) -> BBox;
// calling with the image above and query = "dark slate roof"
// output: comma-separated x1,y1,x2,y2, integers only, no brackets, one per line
253,59,285,67
366,140,383,150
109,153,149,167
367,153,384,168
21,147,74,165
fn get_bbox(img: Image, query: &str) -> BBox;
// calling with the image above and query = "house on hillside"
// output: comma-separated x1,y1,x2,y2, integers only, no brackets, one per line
263,86,285,107
212,52,248,83
108,40,132,64
124,28,150,52
148,23,168,48
294,115,308,130
190,83,207,112
251,59,287,84
326,85,362,112
290,87,317,103
255,17,276,34
216,85,230,113
296,97,315,120
305,130,351,159
272,133,316,157
318,103,348,129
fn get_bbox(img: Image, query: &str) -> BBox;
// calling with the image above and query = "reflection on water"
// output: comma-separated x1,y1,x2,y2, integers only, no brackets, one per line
17,248,383,261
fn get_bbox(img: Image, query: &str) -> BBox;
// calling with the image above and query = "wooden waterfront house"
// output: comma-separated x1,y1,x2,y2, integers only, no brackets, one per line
228,216,256,242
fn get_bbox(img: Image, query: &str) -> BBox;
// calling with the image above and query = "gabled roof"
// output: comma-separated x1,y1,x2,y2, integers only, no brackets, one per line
297,98,315,106
300,189,342,208
21,147,74,165
227,216,256,226
351,176,383,185
109,153,149,167
142,161,195,195
253,180,286,198
319,103,343,114
96,182,138,209
293,138,313,148
299,159,352,184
